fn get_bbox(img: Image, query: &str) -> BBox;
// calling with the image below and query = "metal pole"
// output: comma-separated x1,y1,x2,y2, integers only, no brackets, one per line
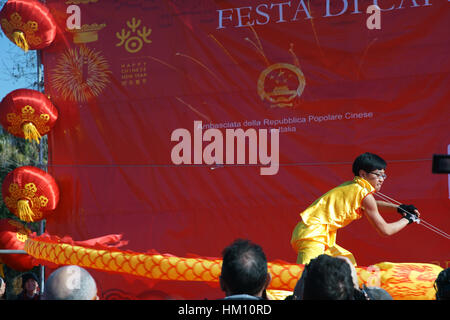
36,48,46,294
0,250,27,254
36,0,49,295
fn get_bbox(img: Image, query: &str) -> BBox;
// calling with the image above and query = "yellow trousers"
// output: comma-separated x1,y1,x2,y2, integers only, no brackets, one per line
291,221,357,265
295,240,357,265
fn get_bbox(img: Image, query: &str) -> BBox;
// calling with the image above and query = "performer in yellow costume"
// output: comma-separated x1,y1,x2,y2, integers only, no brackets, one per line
291,153,421,265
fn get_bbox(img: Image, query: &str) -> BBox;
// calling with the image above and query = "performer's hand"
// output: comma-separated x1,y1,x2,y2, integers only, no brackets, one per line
397,204,420,224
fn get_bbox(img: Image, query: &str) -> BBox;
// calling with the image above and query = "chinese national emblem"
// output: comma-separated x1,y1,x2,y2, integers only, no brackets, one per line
257,63,305,108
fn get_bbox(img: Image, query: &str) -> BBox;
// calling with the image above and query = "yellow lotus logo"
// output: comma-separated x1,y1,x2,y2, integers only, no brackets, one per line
116,17,152,54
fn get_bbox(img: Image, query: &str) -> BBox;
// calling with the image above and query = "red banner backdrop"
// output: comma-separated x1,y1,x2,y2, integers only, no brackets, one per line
40,0,449,299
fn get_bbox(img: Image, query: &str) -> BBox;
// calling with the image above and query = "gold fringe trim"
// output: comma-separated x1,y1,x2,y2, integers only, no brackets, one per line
22,122,41,144
17,199,34,222
12,31,29,52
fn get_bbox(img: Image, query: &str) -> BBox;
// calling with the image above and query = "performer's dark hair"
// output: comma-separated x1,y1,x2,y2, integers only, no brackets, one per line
435,268,450,300
220,239,268,296
303,254,355,300
352,152,387,176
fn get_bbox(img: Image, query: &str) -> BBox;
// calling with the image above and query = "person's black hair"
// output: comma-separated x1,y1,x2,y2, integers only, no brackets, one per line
352,152,387,176
435,268,450,300
353,288,369,300
302,254,355,300
362,285,393,300
220,239,268,296
21,273,39,290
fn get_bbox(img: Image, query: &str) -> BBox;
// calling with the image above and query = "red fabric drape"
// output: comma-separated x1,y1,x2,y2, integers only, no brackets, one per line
41,1,450,299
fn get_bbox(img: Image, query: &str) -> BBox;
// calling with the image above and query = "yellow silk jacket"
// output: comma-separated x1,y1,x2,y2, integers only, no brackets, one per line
291,176,375,251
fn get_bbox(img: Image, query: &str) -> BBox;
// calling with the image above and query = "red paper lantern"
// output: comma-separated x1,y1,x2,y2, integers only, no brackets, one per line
0,219,34,271
0,88,58,143
2,166,59,222
0,0,57,51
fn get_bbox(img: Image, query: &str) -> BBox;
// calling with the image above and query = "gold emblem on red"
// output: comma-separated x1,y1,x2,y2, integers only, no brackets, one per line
258,63,305,108
0,12,41,50
4,182,49,222
8,220,30,243
6,105,50,137
0,0,57,51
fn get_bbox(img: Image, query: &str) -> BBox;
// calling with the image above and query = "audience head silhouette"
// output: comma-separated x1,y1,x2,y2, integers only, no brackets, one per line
303,254,355,300
220,239,271,299
42,265,98,300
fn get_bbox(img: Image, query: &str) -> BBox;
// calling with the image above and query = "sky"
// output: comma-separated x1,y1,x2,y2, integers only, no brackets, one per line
0,34,38,100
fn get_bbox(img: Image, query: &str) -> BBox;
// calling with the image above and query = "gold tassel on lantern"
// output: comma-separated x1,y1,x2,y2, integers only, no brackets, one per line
12,31,29,52
17,199,34,222
22,122,41,144
2,167,58,223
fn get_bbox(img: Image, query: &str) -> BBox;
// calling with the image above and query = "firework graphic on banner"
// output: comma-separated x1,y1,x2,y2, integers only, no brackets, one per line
51,45,111,103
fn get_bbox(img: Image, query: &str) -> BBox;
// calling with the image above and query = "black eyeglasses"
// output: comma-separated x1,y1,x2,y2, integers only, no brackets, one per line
370,171,387,179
